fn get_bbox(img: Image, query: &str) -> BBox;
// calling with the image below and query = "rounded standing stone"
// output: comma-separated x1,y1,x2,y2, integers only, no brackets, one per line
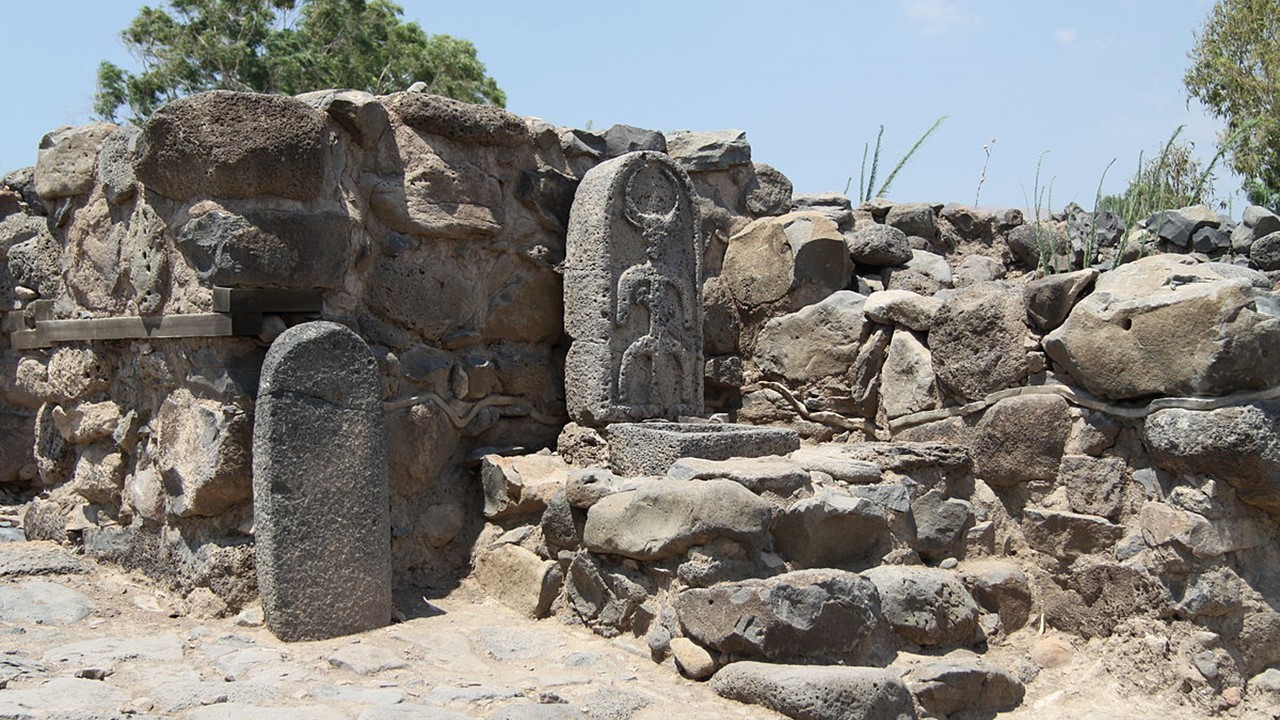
253,321,391,642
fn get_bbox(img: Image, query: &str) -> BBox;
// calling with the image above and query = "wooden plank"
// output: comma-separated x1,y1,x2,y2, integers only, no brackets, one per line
27,301,53,322
9,330,48,350
1,313,28,333
212,287,323,314
8,313,263,349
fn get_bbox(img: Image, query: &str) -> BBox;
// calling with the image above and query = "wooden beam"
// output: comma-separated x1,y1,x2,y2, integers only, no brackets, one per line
8,313,263,350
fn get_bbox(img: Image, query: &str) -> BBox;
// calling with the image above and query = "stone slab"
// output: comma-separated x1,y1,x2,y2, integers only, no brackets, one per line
253,321,391,641
606,422,800,476
564,152,703,426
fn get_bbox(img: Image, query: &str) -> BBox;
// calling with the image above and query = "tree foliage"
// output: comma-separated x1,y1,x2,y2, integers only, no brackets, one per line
95,0,506,123
1098,128,1219,222
1185,0,1280,208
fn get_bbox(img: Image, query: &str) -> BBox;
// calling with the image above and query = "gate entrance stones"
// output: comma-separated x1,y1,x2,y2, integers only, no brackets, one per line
253,321,391,641
564,151,703,426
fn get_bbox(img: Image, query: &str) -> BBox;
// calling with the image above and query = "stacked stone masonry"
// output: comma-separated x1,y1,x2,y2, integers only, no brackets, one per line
2,88,1279,718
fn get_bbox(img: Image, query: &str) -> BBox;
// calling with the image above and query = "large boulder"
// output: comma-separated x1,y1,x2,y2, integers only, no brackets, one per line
878,328,940,419
712,662,916,720
722,211,852,308
176,206,354,288
929,282,1028,402
862,566,982,647
381,91,528,147
135,91,329,201
1021,508,1124,558
773,491,892,568
34,124,118,200
673,569,885,663
1144,402,1280,514
970,394,1070,486
582,479,772,561
904,657,1024,718
754,291,868,384
154,388,252,518
664,130,752,172
1044,255,1280,399
846,224,913,267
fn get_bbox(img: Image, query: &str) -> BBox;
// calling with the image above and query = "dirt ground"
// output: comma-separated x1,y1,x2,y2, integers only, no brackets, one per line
1,540,1276,720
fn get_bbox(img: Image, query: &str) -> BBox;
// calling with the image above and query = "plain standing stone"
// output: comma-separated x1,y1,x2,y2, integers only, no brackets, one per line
254,321,391,641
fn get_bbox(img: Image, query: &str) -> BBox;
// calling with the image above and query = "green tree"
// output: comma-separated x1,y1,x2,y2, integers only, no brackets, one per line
94,0,505,123
1184,0,1280,208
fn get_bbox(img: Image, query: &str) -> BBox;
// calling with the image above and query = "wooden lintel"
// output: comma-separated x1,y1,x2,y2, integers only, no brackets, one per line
8,313,263,350
212,287,323,314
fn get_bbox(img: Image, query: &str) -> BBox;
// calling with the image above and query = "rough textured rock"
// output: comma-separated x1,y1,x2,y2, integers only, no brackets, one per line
1040,564,1164,638
959,560,1031,632
879,328,940,419
607,422,799,477
480,453,569,519
1059,455,1128,519
1021,508,1124,558
789,446,883,484
862,566,982,647
1005,222,1068,269
721,211,851,308
754,291,868,384
254,322,391,641
910,489,973,561
667,455,810,497
883,250,952,296
1144,403,1280,513
1044,255,1280,399
382,91,528,147
712,662,916,720
176,208,354,288
904,657,1024,718
863,290,941,332
154,388,252,518
472,543,561,619
664,130,752,172
674,569,884,663
564,152,702,425
34,124,117,199
952,254,1005,287
583,479,772,561
135,91,329,201
565,551,649,633
885,203,937,240
846,224,913,266
1023,268,1098,332
929,282,1028,401
773,491,892,568
98,125,139,203
971,394,1070,486
745,163,793,217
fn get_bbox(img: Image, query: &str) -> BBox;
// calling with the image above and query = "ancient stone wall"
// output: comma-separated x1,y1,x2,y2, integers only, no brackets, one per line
3,88,1280,716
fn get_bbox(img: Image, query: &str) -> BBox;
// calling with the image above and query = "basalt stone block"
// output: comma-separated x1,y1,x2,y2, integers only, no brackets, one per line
254,322,391,641
177,208,354,289
674,569,885,663
712,662,916,720
607,422,799,477
380,91,528,147
565,152,703,426
583,478,772,561
135,91,328,201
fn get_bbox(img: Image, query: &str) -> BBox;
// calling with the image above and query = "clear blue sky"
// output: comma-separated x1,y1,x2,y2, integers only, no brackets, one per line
0,0,1239,212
